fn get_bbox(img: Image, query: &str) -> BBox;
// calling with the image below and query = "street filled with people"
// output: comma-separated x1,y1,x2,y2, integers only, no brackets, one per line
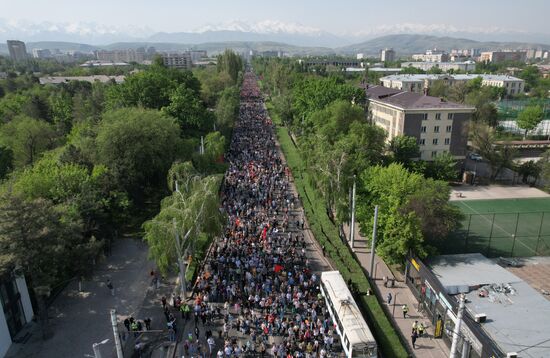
165,71,342,357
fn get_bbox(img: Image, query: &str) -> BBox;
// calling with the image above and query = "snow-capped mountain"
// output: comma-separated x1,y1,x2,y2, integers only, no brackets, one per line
0,18,548,48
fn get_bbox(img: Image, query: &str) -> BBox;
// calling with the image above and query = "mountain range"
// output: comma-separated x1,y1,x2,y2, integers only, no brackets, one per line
1,34,549,58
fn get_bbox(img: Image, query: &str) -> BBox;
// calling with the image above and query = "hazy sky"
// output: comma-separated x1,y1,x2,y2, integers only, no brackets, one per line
2,0,550,34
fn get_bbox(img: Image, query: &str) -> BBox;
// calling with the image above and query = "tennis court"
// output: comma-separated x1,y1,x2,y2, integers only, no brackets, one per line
444,198,550,258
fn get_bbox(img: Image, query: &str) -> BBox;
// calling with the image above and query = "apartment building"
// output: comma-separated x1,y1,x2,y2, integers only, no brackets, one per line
380,48,395,62
411,49,448,62
366,85,475,160
401,61,477,72
6,40,28,62
380,74,525,95
479,51,527,63
162,52,192,69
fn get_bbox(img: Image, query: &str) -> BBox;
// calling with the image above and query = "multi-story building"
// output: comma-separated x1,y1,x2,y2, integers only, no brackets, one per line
401,61,477,72
479,51,527,63
380,48,395,62
1,273,34,357
161,52,192,69
366,85,475,160
380,74,525,96
412,49,448,62
6,40,28,62
189,50,207,63
95,47,155,64
31,48,51,59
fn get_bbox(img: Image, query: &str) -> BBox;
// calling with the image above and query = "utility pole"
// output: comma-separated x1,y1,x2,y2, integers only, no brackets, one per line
350,176,357,249
110,309,123,358
369,205,379,278
450,294,466,358
200,136,205,155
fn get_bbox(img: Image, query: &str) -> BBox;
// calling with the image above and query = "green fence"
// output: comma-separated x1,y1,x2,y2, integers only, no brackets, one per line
443,212,550,257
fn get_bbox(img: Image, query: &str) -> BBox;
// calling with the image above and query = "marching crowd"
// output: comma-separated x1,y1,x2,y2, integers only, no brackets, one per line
179,71,341,357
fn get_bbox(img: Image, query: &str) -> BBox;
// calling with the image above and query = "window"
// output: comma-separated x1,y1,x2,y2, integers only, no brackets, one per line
446,125,452,132
433,138,438,145
421,126,427,133
419,139,426,145
447,113,454,120
434,126,440,133
422,113,428,120
432,151,438,158
435,113,441,120
511,82,516,87
445,138,450,145
510,89,515,95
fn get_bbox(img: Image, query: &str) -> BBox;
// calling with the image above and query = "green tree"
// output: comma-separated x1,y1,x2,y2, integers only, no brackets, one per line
423,152,458,181
389,135,420,164
517,105,544,139
470,122,516,180
95,108,182,199
217,50,244,85
0,115,56,167
143,164,224,276
162,84,213,133
516,160,541,185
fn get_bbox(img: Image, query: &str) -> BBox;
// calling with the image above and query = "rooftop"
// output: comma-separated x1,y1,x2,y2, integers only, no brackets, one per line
39,75,126,85
428,253,550,357
366,85,474,110
380,74,524,82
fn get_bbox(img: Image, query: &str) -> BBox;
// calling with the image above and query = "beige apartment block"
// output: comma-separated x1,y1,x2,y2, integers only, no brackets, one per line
366,86,475,161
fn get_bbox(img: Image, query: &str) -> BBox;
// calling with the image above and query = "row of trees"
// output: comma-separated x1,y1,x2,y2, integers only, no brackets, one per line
254,58,462,263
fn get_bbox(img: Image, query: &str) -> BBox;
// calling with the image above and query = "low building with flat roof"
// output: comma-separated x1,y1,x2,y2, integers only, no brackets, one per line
366,85,475,160
406,253,550,358
380,74,525,96
39,75,126,85
401,61,477,72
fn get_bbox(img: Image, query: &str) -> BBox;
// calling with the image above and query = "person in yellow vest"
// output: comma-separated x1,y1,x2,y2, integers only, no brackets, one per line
180,303,190,320
418,322,425,337
402,304,409,318
412,320,418,334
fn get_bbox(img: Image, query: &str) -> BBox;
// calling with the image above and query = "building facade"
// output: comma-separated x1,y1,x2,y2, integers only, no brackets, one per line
161,52,192,69
412,49,449,62
401,61,477,72
1,273,34,357
479,51,527,63
380,48,395,62
380,74,525,96
6,40,28,62
366,86,475,160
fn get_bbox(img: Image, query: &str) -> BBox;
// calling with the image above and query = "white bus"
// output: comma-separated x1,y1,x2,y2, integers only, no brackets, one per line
320,271,377,358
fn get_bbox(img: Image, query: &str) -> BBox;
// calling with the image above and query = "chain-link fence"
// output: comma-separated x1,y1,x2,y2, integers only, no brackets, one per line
442,212,550,258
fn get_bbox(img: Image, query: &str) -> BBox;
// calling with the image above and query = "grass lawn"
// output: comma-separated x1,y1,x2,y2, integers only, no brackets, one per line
267,102,408,358
446,198,550,257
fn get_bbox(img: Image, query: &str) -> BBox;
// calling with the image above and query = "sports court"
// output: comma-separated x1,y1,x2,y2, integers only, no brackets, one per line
445,198,550,258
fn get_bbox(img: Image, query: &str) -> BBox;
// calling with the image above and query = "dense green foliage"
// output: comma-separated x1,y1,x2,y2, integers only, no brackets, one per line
0,55,242,302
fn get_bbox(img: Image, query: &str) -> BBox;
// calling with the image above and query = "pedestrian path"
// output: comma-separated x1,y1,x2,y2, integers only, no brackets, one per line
343,224,450,358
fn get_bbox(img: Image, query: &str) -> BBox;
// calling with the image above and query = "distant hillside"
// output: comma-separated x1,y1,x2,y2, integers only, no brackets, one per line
338,34,550,56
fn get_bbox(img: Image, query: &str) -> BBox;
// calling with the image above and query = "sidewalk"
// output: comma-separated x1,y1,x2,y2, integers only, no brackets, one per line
343,224,450,358
5,238,172,358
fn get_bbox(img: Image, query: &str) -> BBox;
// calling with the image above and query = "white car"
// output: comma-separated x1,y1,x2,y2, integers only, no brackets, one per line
468,153,483,161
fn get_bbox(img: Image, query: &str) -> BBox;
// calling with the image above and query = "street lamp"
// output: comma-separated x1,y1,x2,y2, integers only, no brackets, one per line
91,339,109,358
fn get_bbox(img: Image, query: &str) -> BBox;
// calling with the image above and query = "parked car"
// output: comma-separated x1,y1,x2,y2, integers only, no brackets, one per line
468,153,483,161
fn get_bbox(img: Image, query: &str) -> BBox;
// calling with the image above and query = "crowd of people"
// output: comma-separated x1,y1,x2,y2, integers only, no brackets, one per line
184,71,341,357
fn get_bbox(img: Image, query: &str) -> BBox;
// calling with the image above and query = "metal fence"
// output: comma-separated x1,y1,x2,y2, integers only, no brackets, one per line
442,212,550,258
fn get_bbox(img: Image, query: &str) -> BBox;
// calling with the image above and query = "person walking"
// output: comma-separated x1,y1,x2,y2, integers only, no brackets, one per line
207,336,215,357
412,320,418,334
411,329,418,349
386,292,392,305
402,304,409,318
106,279,115,296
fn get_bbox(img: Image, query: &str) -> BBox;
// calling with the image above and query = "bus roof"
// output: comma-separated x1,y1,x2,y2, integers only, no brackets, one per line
321,271,376,346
